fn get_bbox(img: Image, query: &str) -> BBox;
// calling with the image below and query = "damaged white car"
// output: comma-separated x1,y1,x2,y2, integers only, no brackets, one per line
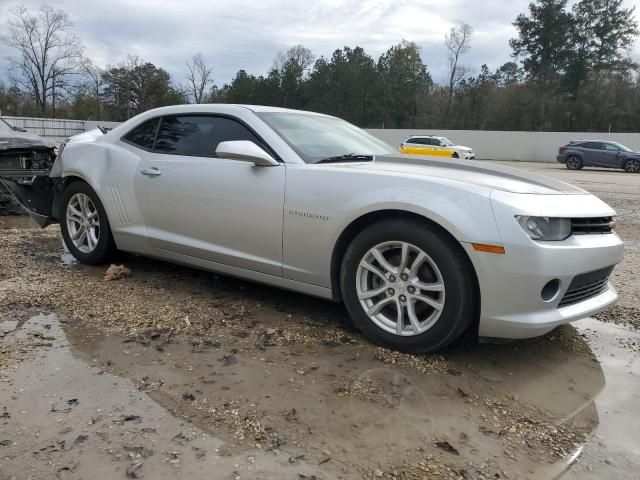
0,105,624,352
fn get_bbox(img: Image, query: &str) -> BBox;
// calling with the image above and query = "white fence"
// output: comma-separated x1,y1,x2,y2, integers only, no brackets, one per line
2,116,120,139
3,116,85,137
3,115,639,163
367,129,640,163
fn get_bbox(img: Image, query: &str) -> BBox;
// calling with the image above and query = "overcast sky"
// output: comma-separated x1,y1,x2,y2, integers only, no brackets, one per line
1,0,639,87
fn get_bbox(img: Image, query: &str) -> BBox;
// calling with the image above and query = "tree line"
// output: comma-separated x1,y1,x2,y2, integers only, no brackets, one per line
1,0,639,132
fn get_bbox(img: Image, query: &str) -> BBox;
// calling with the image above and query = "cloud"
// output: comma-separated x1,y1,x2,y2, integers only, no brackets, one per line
0,0,639,86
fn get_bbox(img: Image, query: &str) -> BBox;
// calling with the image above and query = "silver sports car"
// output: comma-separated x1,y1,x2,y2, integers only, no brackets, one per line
0,105,624,352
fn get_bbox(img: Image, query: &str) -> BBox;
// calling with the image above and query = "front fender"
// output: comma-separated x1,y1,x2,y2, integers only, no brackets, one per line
282,164,500,288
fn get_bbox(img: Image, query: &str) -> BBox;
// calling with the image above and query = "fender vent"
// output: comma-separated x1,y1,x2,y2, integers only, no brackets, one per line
106,185,130,225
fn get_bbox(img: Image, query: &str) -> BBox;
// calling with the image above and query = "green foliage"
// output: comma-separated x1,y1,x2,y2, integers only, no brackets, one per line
101,57,184,120
2,1,639,132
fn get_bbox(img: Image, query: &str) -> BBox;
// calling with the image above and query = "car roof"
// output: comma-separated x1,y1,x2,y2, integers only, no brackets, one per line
136,104,331,117
403,135,446,142
570,139,616,144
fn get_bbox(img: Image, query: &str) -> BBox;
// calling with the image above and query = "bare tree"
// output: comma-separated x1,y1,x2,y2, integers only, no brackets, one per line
444,22,473,122
272,44,315,73
1,5,83,116
185,53,213,104
80,57,104,119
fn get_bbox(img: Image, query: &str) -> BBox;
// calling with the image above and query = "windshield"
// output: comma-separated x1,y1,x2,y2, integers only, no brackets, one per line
256,112,396,163
0,119,15,132
612,142,633,152
440,137,454,146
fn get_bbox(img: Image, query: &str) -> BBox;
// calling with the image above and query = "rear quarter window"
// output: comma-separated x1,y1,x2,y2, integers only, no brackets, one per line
122,118,160,150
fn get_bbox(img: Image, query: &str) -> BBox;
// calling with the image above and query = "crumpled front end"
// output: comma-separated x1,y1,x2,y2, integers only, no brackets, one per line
0,140,58,224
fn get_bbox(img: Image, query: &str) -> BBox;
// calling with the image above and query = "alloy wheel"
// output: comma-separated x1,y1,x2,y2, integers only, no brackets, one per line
625,159,640,173
66,192,100,253
356,241,446,336
566,157,581,169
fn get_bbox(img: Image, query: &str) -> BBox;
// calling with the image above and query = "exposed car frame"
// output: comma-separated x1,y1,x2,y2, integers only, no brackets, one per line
0,118,56,215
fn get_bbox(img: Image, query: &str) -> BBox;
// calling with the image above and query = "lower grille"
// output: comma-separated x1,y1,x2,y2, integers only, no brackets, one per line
558,266,614,307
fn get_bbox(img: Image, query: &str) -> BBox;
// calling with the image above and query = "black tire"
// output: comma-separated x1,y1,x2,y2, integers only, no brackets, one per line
565,155,583,170
452,152,459,159
340,218,477,353
623,158,640,173
60,181,116,265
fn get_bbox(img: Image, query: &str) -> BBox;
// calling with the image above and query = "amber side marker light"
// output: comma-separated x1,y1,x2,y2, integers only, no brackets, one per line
472,243,506,254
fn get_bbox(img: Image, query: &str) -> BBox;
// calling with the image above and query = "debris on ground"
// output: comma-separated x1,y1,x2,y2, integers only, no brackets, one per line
104,264,131,281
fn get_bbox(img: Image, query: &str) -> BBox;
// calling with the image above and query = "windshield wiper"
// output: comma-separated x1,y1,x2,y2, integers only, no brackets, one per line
317,153,374,164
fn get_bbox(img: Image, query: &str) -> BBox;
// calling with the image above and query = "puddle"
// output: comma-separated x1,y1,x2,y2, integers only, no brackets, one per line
0,313,324,480
563,318,640,479
0,311,619,479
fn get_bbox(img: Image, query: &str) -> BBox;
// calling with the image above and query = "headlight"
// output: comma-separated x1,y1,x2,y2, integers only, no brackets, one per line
515,216,572,241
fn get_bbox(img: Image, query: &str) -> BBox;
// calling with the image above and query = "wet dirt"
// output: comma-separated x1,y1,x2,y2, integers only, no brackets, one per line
0,309,607,480
1,163,640,479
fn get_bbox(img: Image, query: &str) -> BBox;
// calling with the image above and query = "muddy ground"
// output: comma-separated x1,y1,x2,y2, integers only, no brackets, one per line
0,162,638,480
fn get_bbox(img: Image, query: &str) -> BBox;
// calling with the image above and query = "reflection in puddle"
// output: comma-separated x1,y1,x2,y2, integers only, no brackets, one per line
564,318,640,479
0,311,620,479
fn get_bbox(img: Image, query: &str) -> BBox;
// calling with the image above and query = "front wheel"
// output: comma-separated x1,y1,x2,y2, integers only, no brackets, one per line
61,181,116,265
624,159,640,173
340,219,477,353
451,152,459,159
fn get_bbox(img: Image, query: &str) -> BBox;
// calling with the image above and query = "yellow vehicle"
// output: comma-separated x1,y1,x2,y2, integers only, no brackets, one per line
400,135,475,159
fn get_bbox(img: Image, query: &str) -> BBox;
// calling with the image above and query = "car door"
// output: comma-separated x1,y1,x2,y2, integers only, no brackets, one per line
601,143,624,168
402,138,431,155
580,142,604,166
432,139,452,157
133,114,285,277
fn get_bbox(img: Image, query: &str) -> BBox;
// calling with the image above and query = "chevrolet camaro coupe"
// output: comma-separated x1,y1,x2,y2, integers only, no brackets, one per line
0,105,624,352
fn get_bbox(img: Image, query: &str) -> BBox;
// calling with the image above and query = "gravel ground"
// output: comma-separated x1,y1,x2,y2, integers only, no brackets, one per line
0,162,638,480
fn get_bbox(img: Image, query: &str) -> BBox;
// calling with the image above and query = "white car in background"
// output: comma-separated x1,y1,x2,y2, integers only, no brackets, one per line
0,105,623,352
400,135,475,159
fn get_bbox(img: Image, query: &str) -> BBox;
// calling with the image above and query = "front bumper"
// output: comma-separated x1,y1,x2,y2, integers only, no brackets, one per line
466,191,624,339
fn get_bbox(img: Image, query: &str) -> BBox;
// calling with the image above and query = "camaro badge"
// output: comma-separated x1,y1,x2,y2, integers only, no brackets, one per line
288,210,328,221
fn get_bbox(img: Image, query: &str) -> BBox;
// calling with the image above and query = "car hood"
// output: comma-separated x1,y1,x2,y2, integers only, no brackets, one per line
453,145,472,152
332,155,587,195
0,131,56,150
67,128,104,144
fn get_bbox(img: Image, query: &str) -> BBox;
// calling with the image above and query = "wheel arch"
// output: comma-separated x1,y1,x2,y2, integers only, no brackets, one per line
53,175,103,221
329,209,481,321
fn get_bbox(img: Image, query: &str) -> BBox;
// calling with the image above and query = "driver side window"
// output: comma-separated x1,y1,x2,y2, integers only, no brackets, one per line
153,115,266,157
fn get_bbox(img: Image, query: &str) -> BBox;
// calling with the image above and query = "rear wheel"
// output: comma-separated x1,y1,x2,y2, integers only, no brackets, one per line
340,219,477,353
565,156,583,170
624,159,640,173
61,181,115,265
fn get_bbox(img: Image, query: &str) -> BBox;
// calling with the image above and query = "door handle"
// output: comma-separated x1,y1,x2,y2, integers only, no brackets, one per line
140,167,162,176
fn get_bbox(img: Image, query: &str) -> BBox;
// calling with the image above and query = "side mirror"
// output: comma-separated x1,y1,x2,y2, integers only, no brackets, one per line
14,126,27,133
215,140,279,166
